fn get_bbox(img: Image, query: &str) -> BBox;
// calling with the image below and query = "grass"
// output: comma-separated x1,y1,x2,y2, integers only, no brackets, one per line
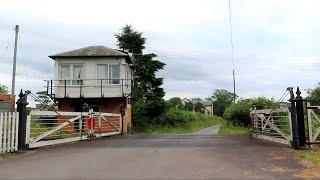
292,147,320,179
218,122,250,134
134,115,223,134
297,147,320,166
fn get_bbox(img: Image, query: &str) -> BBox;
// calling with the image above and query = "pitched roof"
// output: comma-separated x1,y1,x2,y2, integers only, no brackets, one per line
49,46,132,64
182,98,213,106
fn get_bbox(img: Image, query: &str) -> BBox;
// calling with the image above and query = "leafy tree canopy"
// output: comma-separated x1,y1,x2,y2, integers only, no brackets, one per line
0,84,9,94
306,83,320,105
115,25,146,54
115,25,166,126
209,89,238,116
167,97,184,110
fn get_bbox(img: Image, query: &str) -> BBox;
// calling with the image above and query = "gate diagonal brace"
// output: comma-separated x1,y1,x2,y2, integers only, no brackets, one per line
100,116,120,131
31,116,81,143
265,115,290,140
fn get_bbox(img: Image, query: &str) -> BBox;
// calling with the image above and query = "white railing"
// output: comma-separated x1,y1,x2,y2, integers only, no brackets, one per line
250,107,292,145
307,102,320,143
0,112,19,153
27,111,122,148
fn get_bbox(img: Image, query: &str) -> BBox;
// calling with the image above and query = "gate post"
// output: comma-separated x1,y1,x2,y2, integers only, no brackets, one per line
295,87,306,147
287,87,299,150
16,89,29,151
120,104,126,134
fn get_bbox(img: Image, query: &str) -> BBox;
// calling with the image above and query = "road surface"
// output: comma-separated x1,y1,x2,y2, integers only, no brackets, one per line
0,133,303,179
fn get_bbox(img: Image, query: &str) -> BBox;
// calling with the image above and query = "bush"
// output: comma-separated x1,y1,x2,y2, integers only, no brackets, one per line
223,97,277,126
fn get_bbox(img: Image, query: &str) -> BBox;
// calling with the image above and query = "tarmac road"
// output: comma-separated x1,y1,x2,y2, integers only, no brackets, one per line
0,131,303,179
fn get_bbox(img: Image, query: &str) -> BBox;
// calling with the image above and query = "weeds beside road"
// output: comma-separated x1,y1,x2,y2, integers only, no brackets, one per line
132,110,223,134
218,122,250,134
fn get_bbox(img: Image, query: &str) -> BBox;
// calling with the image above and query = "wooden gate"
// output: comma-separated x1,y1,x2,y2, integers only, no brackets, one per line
250,106,292,145
0,112,19,153
307,102,320,144
26,111,122,148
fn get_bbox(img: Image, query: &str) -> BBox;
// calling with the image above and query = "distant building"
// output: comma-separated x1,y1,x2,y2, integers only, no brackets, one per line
0,94,15,112
181,98,213,115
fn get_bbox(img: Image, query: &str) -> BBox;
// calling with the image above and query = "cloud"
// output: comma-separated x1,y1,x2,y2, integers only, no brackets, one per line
1,0,320,107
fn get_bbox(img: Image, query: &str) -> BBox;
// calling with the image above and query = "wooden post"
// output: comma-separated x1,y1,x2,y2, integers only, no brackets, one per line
307,102,313,143
11,25,19,96
120,104,125,134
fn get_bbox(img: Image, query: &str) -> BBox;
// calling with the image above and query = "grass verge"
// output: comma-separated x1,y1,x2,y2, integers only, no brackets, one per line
293,147,320,179
297,147,320,166
134,114,223,134
218,122,250,134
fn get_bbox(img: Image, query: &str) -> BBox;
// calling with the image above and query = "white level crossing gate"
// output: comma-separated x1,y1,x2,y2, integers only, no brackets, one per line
307,102,320,144
0,112,19,153
26,111,122,148
250,106,293,145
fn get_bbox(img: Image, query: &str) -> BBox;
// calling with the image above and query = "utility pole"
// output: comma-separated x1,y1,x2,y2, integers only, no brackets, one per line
228,0,236,103
11,25,19,96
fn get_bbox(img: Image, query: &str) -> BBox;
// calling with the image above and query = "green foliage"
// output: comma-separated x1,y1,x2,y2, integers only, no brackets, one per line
0,84,9,94
183,101,194,111
194,102,205,113
132,109,223,134
115,25,166,130
306,82,320,105
166,97,184,110
218,121,250,134
134,53,166,100
115,24,146,54
209,89,237,116
223,97,277,126
35,91,50,109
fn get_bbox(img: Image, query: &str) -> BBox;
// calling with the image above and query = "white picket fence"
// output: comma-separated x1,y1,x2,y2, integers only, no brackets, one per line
0,112,19,153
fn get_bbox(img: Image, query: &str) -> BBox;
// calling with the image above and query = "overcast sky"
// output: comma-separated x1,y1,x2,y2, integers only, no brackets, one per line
1,0,319,106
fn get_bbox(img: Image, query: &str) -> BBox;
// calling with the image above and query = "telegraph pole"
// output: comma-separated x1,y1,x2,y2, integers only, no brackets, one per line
11,25,19,96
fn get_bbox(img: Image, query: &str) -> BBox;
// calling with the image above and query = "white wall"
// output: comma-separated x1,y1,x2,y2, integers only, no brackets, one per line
53,57,132,98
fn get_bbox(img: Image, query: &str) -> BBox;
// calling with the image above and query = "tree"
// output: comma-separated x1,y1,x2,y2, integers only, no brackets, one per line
34,91,51,109
167,97,183,110
115,25,166,126
0,84,9,94
194,102,205,113
306,83,320,105
115,25,146,54
184,101,194,111
209,89,238,116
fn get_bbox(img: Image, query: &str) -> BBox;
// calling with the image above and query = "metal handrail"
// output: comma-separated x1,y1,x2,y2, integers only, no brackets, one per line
45,78,133,99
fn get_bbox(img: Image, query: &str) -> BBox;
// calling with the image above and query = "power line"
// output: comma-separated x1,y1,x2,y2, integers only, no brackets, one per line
2,32,14,57
18,35,30,90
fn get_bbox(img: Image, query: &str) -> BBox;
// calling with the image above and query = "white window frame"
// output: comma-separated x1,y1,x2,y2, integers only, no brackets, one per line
96,64,121,85
59,64,84,86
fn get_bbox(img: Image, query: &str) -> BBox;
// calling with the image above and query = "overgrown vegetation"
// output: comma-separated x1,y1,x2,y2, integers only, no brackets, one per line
132,109,223,134
223,97,277,126
218,121,250,134
0,83,9,94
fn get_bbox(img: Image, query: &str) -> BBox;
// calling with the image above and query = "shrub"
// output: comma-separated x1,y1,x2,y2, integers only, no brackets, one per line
223,97,277,126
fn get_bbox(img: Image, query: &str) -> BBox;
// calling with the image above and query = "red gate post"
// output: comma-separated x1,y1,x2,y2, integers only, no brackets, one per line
87,109,96,139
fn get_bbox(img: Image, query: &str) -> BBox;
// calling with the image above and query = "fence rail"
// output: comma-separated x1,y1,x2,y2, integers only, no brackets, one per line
250,107,292,145
0,112,19,153
307,102,320,143
27,111,122,148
